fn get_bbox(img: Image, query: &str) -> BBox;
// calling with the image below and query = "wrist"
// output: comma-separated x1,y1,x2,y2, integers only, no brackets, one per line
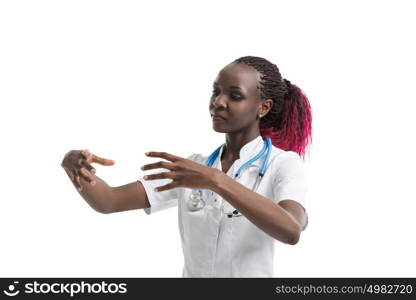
209,170,228,194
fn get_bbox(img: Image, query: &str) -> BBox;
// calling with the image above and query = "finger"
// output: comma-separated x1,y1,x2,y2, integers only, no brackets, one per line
82,161,96,175
143,171,173,181
145,151,182,162
81,149,90,159
71,166,82,190
81,150,93,162
82,150,97,165
153,182,178,192
75,175,82,192
79,167,96,185
141,161,175,171
91,154,115,166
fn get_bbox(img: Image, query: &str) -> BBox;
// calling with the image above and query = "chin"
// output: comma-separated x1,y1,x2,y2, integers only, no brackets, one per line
212,125,231,133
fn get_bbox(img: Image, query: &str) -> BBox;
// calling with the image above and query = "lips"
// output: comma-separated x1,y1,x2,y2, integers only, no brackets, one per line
211,113,226,120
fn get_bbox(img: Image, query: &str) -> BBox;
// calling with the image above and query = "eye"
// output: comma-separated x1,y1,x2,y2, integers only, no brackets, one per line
231,93,242,100
212,88,242,100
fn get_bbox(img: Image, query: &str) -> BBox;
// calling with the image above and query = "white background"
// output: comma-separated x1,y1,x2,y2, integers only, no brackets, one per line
1,0,415,277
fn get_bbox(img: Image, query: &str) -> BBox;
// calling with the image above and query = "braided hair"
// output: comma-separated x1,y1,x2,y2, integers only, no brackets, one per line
232,56,312,160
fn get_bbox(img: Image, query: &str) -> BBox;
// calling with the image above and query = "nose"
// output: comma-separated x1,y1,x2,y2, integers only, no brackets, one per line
211,94,227,109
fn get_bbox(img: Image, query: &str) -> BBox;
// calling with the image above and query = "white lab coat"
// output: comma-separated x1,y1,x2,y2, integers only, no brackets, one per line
138,135,307,277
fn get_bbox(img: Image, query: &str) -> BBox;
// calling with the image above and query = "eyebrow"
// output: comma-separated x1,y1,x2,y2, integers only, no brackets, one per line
213,82,242,90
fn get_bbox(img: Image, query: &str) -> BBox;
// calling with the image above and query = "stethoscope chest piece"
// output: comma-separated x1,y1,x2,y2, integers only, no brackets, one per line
187,190,206,211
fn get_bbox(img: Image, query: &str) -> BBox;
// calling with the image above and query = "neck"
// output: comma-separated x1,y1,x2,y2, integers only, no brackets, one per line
222,128,261,161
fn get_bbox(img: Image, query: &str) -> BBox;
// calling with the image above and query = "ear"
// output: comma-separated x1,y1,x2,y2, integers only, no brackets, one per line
259,98,273,117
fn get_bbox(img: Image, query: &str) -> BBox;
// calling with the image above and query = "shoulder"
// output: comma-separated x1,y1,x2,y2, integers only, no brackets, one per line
269,145,303,164
268,146,305,179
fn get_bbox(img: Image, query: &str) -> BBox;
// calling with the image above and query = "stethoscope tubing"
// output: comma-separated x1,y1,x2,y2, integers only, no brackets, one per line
188,136,272,216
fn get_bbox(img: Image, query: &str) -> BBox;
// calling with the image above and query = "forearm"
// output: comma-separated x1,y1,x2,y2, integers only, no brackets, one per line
67,172,115,214
211,171,301,244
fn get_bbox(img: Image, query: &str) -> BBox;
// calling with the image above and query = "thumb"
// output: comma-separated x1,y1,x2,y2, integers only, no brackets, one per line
92,154,115,166
104,159,115,166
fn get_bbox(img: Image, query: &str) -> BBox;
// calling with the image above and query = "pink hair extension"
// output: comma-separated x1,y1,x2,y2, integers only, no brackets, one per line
260,84,312,161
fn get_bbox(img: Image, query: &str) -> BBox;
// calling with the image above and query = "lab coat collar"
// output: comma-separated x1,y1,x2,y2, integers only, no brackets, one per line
218,135,265,169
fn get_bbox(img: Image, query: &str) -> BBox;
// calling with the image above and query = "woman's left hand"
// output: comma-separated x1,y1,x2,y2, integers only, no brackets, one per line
141,151,221,192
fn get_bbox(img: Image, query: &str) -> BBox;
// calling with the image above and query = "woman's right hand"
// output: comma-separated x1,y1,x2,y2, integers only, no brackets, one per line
61,149,115,192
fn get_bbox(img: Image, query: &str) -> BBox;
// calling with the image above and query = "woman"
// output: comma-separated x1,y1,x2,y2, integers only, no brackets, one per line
61,55,312,277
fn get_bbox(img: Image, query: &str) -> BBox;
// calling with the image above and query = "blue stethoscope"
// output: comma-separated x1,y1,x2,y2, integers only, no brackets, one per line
187,136,272,218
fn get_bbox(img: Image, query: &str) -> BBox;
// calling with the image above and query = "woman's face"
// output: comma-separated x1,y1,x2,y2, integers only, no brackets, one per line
209,62,270,133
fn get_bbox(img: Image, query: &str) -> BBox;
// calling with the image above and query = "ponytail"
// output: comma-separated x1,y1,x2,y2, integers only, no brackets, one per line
260,79,312,160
